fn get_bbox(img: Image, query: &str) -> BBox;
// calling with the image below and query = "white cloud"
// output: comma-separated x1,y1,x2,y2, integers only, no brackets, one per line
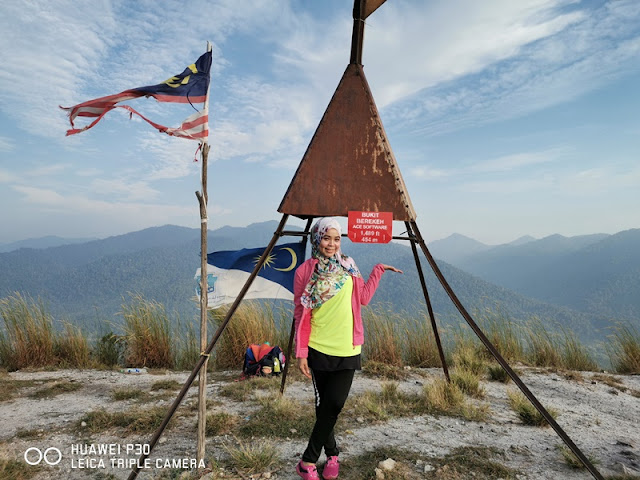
365,0,586,107
89,178,161,202
28,163,71,177
0,168,18,183
566,165,640,195
409,166,453,180
209,76,320,166
0,136,15,152
11,184,229,225
137,133,201,181
461,176,557,194
12,185,67,205
379,0,640,134
472,147,569,173
410,147,570,180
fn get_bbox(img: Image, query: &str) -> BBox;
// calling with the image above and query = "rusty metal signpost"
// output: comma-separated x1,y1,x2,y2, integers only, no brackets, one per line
128,2,604,479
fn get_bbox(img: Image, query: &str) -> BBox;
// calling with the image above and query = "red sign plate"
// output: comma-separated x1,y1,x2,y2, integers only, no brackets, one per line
348,211,393,244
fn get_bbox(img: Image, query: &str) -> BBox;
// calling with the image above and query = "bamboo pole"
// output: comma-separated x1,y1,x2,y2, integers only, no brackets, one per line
195,142,210,466
195,41,213,469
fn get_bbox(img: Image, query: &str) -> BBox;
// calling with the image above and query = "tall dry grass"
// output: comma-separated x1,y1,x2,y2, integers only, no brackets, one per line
121,294,173,368
524,317,564,368
174,319,200,371
607,323,640,374
559,327,598,371
402,314,443,368
362,307,403,366
210,301,290,370
0,291,627,376
0,293,90,369
55,322,90,368
0,293,55,369
450,330,486,376
475,308,526,363
93,331,125,367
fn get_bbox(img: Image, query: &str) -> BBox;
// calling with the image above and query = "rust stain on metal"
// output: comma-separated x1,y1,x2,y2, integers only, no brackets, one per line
278,63,416,221
363,0,387,19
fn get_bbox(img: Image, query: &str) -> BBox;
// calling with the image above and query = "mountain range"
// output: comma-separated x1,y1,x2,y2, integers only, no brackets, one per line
0,222,638,346
429,230,640,321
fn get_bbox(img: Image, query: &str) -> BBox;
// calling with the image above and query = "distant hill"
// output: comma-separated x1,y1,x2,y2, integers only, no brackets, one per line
0,221,288,326
427,233,539,265
0,235,98,253
508,235,536,246
450,230,639,320
427,233,492,265
0,222,624,345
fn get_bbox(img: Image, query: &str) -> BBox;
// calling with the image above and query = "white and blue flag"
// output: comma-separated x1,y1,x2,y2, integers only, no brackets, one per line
195,242,306,309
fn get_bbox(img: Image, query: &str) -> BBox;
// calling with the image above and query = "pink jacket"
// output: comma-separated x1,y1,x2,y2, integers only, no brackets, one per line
293,258,386,358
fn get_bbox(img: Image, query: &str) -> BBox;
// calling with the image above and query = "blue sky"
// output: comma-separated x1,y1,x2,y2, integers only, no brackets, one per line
0,0,638,246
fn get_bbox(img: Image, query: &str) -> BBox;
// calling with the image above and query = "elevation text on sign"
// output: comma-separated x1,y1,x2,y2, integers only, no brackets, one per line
348,211,393,244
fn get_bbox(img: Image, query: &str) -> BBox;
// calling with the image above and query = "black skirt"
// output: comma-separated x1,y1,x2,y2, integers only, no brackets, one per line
307,346,361,372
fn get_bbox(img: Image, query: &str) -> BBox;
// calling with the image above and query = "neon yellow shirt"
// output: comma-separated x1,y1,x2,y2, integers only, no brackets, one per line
308,276,361,357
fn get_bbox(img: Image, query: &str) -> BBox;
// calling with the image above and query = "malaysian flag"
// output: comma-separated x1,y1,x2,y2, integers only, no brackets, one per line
61,50,212,140
195,242,306,309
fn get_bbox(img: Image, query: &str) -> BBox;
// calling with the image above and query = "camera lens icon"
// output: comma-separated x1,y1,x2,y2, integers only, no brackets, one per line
24,447,62,466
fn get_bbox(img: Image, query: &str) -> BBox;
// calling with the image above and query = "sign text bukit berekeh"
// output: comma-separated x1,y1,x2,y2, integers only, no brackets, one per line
348,211,393,244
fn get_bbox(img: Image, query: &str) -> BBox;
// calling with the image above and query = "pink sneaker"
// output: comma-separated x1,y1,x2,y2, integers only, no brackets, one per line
322,456,339,480
296,461,320,480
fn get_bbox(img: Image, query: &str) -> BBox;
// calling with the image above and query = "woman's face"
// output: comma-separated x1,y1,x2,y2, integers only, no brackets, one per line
318,228,340,258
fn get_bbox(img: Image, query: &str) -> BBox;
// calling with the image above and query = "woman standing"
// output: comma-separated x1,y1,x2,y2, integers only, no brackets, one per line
293,217,402,480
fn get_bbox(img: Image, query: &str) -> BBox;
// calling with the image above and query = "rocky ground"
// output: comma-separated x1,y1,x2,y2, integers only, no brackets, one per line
1,366,639,480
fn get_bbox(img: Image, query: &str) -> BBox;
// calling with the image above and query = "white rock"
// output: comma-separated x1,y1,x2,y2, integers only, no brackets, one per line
378,458,396,471
374,467,385,479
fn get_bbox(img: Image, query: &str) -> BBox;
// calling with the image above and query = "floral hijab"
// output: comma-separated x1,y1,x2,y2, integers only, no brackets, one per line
301,218,361,309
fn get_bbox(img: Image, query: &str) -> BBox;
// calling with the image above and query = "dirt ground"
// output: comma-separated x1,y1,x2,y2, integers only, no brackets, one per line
1,366,639,480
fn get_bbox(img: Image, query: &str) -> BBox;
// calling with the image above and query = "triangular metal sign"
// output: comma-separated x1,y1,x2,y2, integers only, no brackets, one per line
278,63,416,221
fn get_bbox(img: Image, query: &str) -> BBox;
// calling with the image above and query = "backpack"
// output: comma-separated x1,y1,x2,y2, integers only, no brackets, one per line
242,343,286,377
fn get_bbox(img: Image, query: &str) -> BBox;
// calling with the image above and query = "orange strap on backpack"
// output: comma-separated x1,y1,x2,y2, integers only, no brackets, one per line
250,343,273,362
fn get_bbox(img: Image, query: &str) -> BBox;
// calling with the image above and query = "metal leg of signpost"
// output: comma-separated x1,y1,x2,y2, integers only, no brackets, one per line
127,215,290,480
409,220,604,480
404,221,450,382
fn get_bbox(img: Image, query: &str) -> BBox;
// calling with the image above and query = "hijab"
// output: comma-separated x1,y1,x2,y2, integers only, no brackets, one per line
300,218,361,309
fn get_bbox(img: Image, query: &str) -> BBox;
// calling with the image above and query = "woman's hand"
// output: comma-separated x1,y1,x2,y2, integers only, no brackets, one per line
298,358,312,379
381,264,403,274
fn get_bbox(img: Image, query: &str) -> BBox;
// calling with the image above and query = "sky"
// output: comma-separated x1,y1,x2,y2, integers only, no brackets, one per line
0,0,638,246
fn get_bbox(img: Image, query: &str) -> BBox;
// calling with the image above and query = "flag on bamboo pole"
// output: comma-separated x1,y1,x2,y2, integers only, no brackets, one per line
195,242,306,309
60,50,212,140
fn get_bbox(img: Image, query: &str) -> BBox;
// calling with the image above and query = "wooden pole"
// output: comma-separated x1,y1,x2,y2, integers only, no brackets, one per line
195,142,210,466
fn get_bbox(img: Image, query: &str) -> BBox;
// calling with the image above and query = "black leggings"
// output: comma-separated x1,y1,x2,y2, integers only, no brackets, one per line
302,368,355,463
